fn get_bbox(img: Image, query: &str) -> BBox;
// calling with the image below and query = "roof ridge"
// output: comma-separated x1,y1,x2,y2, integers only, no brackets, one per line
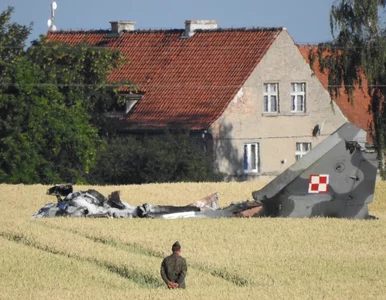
48,27,284,35
196,27,284,32
48,29,110,34
48,29,185,34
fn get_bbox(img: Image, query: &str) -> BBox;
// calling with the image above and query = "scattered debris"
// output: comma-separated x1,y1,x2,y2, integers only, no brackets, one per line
32,183,267,219
33,184,225,219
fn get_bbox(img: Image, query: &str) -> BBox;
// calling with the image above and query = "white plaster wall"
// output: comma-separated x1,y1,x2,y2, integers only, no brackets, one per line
210,30,347,179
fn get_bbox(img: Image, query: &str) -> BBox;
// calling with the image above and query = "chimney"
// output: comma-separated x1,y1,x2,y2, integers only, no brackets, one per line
184,20,218,37
110,21,136,34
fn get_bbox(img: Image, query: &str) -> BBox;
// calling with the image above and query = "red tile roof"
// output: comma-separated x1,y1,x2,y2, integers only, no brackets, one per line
47,28,283,130
298,45,373,140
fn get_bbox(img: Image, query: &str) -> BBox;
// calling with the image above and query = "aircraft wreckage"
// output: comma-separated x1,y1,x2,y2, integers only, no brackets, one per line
32,123,378,220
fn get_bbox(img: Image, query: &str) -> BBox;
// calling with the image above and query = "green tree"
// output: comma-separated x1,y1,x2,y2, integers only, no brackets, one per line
0,7,128,183
87,133,223,185
26,38,131,133
312,0,386,177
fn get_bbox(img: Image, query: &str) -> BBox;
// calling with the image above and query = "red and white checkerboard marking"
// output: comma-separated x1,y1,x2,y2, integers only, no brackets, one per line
308,174,329,193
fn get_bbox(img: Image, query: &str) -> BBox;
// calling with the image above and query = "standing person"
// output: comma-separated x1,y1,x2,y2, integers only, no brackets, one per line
160,241,187,289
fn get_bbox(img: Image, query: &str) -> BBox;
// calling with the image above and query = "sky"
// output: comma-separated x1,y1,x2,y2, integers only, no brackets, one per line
3,0,337,45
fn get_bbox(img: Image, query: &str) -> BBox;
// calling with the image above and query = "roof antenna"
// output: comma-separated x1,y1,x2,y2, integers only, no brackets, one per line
47,1,58,31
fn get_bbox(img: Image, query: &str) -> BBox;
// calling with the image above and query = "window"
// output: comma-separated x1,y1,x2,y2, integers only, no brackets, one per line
291,83,306,112
243,143,259,173
263,83,279,112
296,142,311,160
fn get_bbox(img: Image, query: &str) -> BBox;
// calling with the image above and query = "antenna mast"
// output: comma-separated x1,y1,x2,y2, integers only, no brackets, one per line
47,1,58,31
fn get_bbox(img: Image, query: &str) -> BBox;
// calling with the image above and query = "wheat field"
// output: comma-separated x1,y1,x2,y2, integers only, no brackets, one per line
0,181,386,300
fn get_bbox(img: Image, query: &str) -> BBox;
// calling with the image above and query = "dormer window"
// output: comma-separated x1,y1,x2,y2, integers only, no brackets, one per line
124,93,143,114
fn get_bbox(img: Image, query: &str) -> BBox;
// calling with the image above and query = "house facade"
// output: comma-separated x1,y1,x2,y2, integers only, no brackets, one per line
47,20,352,181
209,30,348,180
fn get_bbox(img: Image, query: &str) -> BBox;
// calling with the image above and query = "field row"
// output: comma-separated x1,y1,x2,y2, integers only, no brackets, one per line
1,182,386,299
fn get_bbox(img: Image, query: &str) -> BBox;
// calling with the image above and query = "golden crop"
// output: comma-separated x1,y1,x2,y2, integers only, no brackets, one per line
0,181,385,300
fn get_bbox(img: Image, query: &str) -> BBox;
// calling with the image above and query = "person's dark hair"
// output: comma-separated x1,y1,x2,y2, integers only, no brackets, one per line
172,241,181,253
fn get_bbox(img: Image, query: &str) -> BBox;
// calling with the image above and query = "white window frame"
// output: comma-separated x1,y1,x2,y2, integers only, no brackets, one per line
243,143,259,173
295,142,311,160
291,82,306,112
263,83,279,113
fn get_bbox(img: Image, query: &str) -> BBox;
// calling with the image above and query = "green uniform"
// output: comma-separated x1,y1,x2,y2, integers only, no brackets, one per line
160,253,187,289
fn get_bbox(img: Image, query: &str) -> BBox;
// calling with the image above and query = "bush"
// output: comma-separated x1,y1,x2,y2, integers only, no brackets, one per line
87,132,223,184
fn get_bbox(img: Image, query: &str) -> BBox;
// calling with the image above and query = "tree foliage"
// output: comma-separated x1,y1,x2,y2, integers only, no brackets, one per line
312,0,386,177
26,38,131,133
87,133,223,185
0,7,128,183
